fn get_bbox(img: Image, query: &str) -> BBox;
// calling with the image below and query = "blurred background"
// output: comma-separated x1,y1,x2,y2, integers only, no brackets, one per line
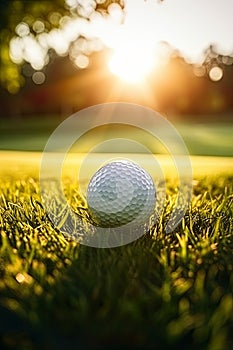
0,0,232,156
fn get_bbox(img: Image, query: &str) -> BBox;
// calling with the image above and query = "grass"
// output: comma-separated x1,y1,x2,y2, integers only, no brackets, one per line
0,152,233,349
0,117,232,156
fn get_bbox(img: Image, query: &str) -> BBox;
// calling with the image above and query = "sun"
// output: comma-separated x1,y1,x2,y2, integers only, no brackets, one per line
108,45,156,84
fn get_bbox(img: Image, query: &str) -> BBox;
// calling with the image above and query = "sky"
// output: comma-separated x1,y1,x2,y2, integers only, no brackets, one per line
111,0,233,63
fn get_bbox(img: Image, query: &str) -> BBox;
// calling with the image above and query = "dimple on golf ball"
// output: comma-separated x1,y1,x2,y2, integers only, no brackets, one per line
86,160,156,228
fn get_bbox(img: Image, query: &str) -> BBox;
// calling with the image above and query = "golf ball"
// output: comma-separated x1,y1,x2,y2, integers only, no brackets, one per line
87,160,156,227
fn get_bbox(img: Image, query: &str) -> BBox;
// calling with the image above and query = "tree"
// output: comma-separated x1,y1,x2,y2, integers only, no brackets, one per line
0,0,124,93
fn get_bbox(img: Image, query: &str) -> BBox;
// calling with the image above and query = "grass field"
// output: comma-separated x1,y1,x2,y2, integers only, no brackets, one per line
0,149,233,350
0,118,232,156
0,116,233,349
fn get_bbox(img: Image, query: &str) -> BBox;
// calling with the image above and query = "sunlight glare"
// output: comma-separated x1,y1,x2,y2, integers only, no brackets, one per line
109,46,155,83
106,1,160,84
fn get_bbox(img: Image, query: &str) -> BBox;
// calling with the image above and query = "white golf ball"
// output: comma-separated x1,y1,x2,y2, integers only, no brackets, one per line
87,160,156,227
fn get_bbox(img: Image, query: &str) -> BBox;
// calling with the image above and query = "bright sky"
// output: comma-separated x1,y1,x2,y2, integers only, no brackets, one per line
150,0,233,60
108,0,233,63
10,0,233,85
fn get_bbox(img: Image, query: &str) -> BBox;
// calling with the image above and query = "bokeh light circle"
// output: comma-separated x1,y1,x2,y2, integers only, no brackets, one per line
209,66,223,82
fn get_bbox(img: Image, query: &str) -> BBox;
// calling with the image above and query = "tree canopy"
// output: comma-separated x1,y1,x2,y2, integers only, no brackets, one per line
0,0,124,93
